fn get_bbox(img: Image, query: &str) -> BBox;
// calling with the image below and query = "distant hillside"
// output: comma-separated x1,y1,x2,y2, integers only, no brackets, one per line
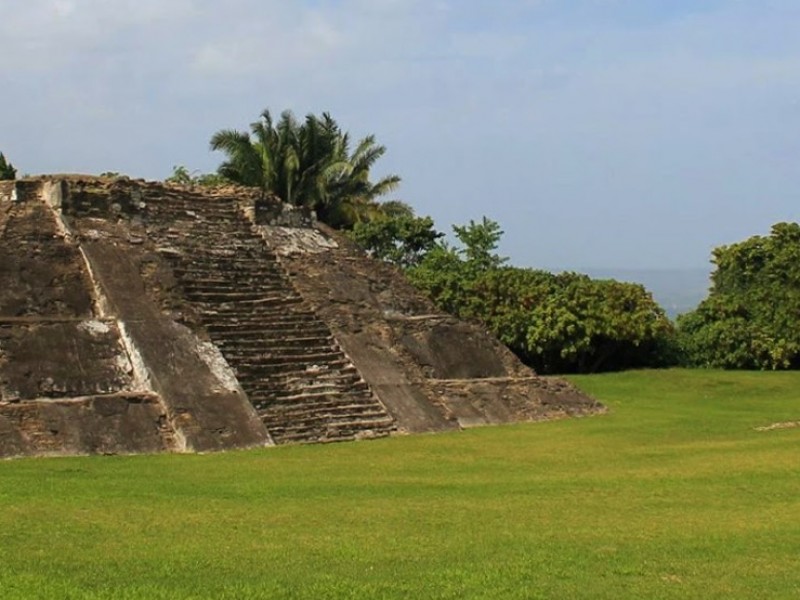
582,268,711,319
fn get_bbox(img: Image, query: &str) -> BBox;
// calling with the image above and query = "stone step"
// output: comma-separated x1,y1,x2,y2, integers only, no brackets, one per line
197,308,307,319
176,271,287,284
214,333,334,347
181,282,290,295
205,320,329,335
157,218,250,228
198,306,308,320
233,359,353,378
176,230,261,240
231,350,347,367
266,405,391,425
200,313,312,327
150,201,237,208
188,253,273,266
244,384,366,404
180,276,280,287
151,215,243,223
216,341,336,354
265,417,395,444
173,256,282,269
221,346,341,363
185,291,302,304
173,252,277,269
247,376,369,400
200,310,318,324
266,428,354,444
145,198,239,210
147,204,240,215
209,325,332,339
187,244,275,255
246,381,371,404
252,389,375,410
218,339,337,353
234,361,351,378
191,241,265,252
265,420,395,440
179,272,286,284
147,212,242,224
159,223,248,234
244,368,362,390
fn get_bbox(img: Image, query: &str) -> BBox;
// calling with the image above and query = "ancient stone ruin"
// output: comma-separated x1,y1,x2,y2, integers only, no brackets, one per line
0,176,603,457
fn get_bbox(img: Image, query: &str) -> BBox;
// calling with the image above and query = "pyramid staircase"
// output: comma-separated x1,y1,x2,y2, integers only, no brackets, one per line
145,191,395,444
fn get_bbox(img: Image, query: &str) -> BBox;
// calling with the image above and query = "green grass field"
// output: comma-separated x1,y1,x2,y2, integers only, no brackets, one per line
1,369,798,599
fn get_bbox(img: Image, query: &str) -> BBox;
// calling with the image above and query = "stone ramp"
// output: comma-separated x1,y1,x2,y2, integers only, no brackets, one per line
427,377,605,428
142,190,396,444
0,185,177,458
0,185,93,318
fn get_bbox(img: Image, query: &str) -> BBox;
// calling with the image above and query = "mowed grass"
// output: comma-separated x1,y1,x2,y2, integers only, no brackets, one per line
1,370,799,599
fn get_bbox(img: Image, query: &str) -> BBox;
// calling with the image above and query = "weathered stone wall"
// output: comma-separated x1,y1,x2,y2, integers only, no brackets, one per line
0,320,133,401
396,318,513,379
0,180,170,458
0,188,94,317
427,377,603,428
0,181,41,204
0,393,171,457
253,195,314,227
0,181,14,203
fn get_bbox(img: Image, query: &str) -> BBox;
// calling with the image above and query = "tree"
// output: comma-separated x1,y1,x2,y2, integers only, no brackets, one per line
315,134,401,227
348,205,443,268
0,153,17,180
166,165,227,187
677,222,800,369
209,109,400,227
452,217,508,275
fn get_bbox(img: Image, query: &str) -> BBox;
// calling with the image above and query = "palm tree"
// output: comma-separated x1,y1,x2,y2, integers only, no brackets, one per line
210,109,286,198
209,109,400,228
308,134,399,227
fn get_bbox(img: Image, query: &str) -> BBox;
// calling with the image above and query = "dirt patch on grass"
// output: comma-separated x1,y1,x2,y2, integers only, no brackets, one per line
754,421,800,432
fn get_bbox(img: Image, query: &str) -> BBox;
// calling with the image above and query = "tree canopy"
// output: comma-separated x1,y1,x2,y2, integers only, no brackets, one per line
348,203,443,268
209,109,400,228
677,222,800,369
0,153,16,180
165,165,227,187
404,218,674,373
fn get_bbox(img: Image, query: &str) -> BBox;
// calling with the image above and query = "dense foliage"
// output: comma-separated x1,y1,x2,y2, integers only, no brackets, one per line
405,219,674,373
677,222,800,369
210,109,400,228
165,165,228,187
348,202,443,268
0,152,16,180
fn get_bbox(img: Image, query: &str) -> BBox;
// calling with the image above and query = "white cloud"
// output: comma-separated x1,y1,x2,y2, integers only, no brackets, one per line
191,8,346,77
0,0,197,71
1,0,798,268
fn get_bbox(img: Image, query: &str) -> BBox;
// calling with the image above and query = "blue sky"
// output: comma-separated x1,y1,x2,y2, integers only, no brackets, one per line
1,0,798,270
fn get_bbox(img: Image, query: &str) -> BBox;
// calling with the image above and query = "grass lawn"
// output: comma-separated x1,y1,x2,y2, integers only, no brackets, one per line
1,369,799,599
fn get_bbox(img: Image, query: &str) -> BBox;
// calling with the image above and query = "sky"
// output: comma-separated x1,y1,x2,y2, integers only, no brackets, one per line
1,0,798,271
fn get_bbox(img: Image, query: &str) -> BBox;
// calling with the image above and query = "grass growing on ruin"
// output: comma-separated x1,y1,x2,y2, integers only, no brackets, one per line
1,369,799,599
